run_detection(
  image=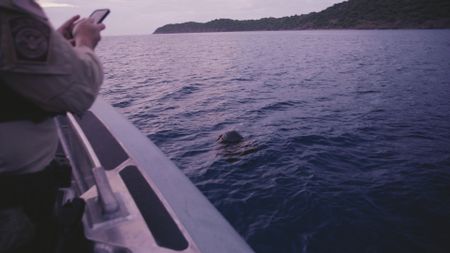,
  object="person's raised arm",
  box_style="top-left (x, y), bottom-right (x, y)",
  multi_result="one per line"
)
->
top-left (0, 12), bottom-right (106, 115)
